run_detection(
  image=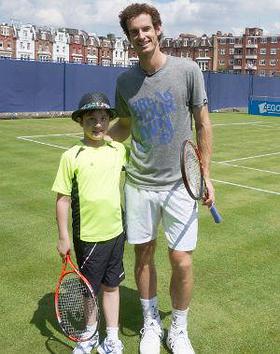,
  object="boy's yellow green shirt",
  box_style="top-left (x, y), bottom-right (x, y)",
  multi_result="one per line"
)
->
top-left (52, 141), bottom-right (127, 242)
